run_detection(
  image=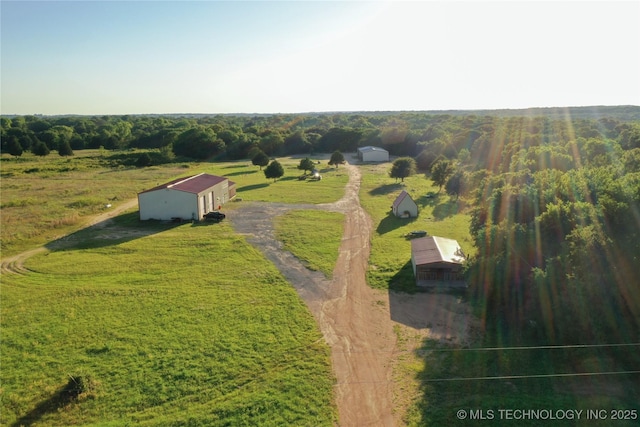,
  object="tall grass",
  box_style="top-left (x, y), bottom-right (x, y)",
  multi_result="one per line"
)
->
top-left (0, 151), bottom-right (195, 256)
